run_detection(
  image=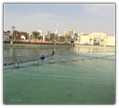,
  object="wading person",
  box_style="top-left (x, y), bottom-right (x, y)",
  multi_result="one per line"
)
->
top-left (52, 50), bottom-right (55, 56)
top-left (40, 55), bottom-right (45, 64)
